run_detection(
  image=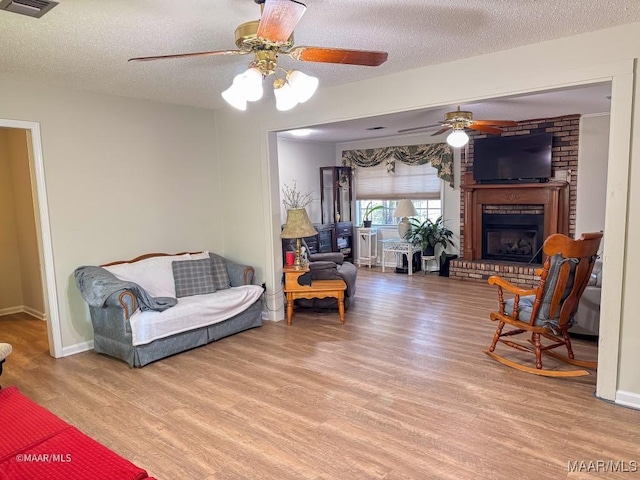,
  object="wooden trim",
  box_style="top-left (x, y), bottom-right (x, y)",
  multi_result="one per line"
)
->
top-left (101, 251), bottom-right (202, 267)
top-left (461, 179), bottom-right (569, 261)
top-left (118, 291), bottom-right (136, 321)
